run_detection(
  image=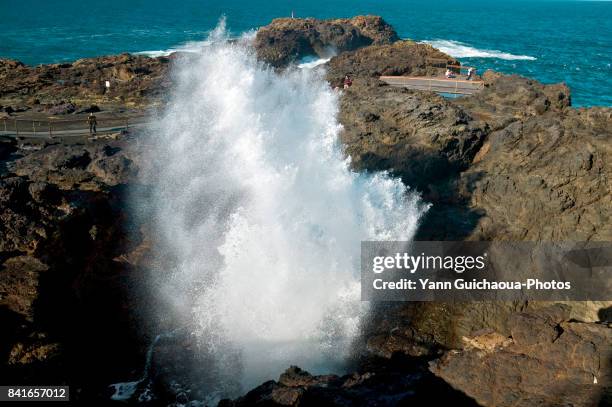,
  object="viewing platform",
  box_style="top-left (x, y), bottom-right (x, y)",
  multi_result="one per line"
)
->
top-left (380, 57), bottom-right (485, 95)
top-left (379, 76), bottom-right (485, 95)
